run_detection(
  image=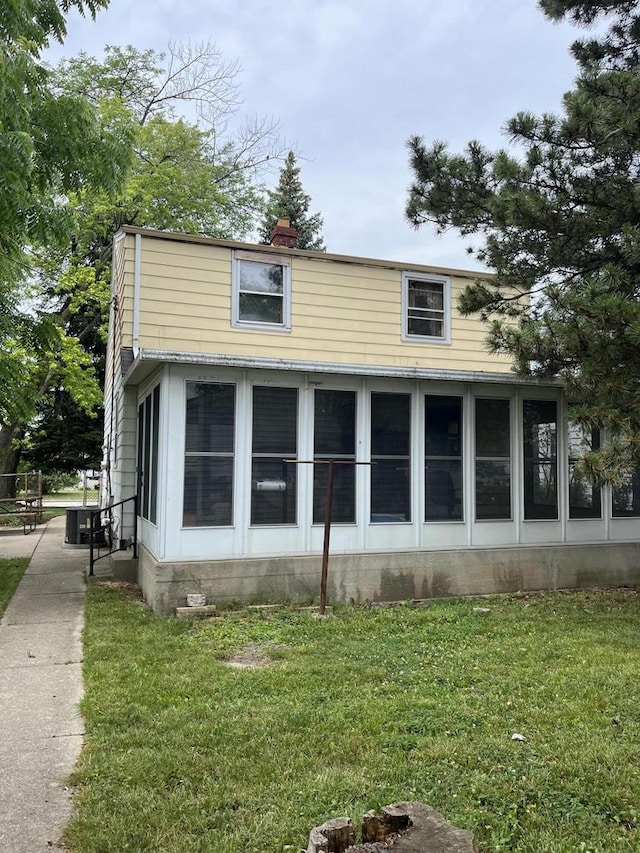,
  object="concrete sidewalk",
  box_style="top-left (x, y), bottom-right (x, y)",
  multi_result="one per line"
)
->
top-left (0, 516), bottom-right (88, 852)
